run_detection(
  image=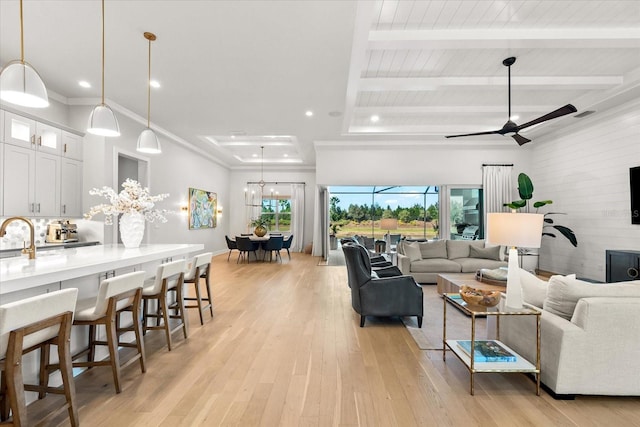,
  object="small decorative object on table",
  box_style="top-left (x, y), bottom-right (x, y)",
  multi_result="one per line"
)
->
top-left (459, 285), bottom-right (501, 308)
top-left (250, 217), bottom-right (269, 237)
top-left (85, 179), bottom-right (170, 248)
